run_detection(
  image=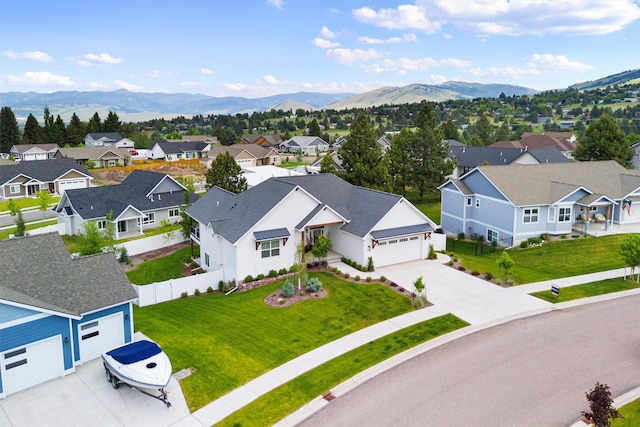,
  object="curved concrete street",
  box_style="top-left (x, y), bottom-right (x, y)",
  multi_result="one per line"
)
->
top-left (299, 294), bottom-right (640, 427)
